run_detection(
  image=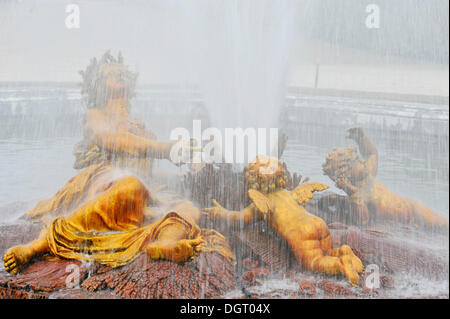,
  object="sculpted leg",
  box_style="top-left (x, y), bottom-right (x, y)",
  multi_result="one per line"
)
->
top-left (62, 175), bottom-right (149, 232)
top-left (298, 242), bottom-right (343, 276)
top-left (311, 255), bottom-right (343, 275)
top-left (410, 200), bottom-right (449, 230)
top-left (300, 240), bottom-right (363, 286)
top-left (24, 163), bottom-right (114, 220)
top-left (299, 243), bottom-right (359, 285)
top-left (328, 245), bottom-right (364, 285)
top-left (167, 200), bottom-right (201, 224)
top-left (145, 218), bottom-right (204, 263)
top-left (328, 245), bottom-right (364, 273)
top-left (5, 175), bottom-right (151, 274)
top-left (274, 213), bottom-right (363, 285)
top-left (145, 238), bottom-right (204, 263)
top-left (310, 253), bottom-right (361, 286)
top-left (3, 229), bottom-right (50, 275)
